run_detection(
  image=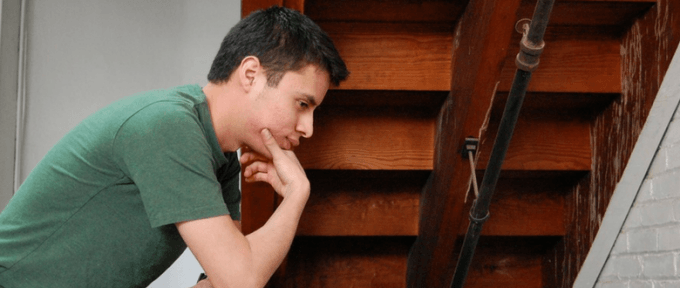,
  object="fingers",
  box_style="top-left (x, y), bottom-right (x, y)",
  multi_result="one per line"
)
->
top-left (260, 128), bottom-right (284, 160)
top-left (240, 128), bottom-right (309, 199)
top-left (239, 150), bottom-right (268, 165)
top-left (242, 161), bottom-right (269, 178)
top-left (243, 171), bottom-right (268, 183)
top-left (242, 160), bottom-right (284, 195)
